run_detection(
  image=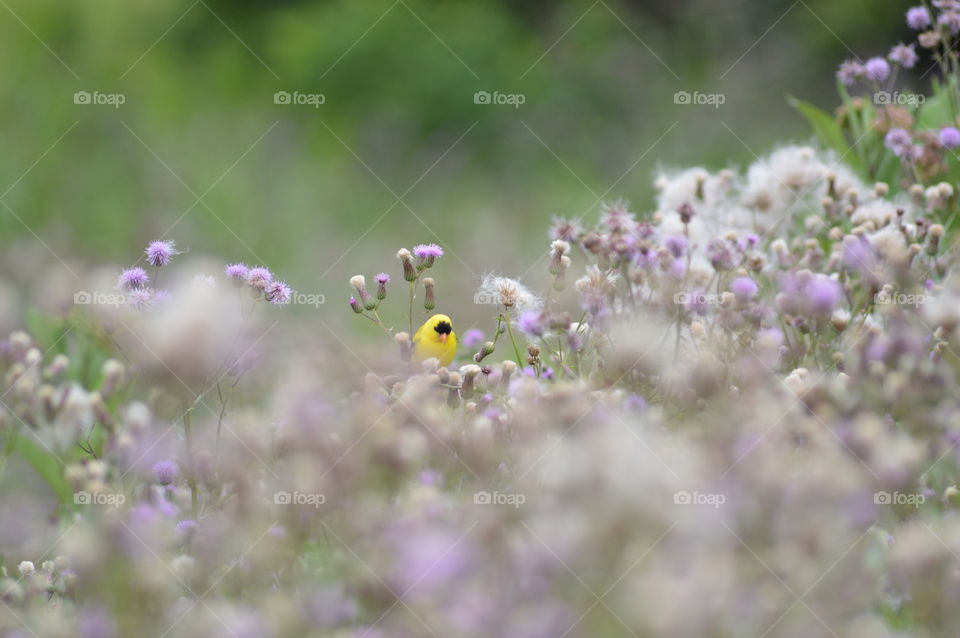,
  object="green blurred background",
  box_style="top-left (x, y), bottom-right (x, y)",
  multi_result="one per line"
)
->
top-left (0, 0), bottom-right (914, 320)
